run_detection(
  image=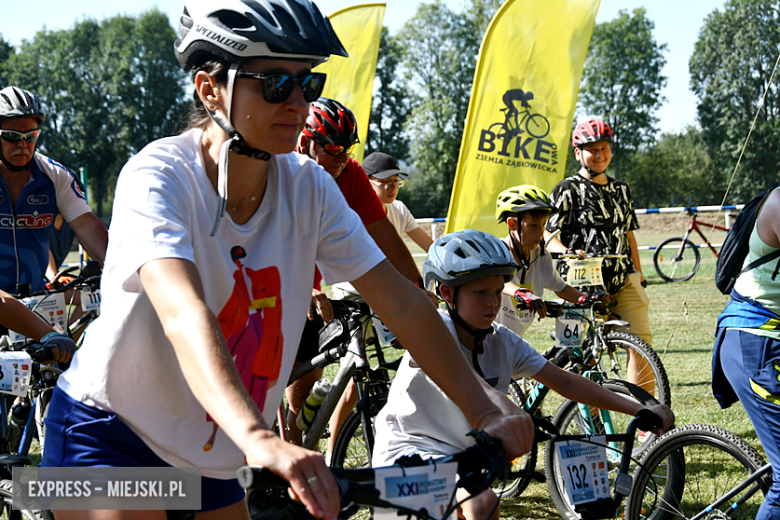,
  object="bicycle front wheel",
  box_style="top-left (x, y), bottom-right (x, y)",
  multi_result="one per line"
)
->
top-left (591, 331), bottom-right (671, 406)
top-left (492, 380), bottom-right (538, 500)
top-left (624, 424), bottom-right (770, 520)
top-left (653, 238), bottom-right (701, 282)
top-left (0, 480), bottom-right (53, 520)
top-left (544, 380), bottom-right (659, 520)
